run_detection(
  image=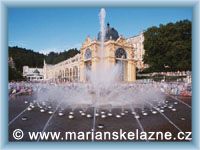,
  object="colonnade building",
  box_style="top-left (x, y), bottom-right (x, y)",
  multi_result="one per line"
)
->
top-left (24, 23), bottom-right (147, 82)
